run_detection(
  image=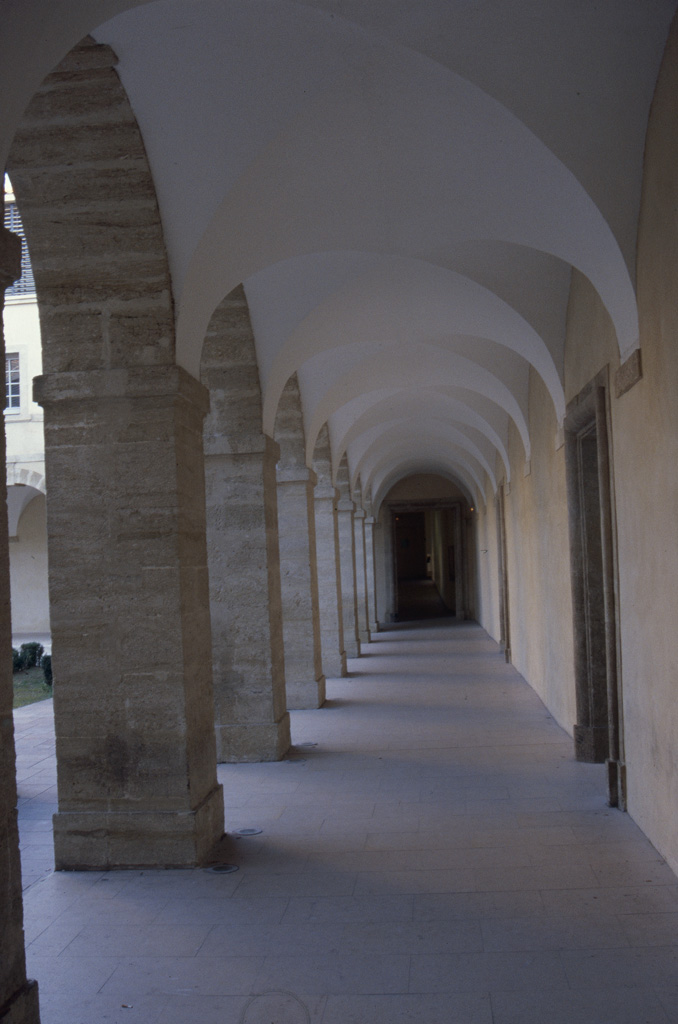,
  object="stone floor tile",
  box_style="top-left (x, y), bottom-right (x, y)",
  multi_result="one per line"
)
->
top-left (656, 988), bottom-right (678, 1024)
top-left (473, 860), bottom-right (599, 891)
top-left (339, 918), bottom-right (483, 956)
top-left (153, 896), bottom-right (288, 926)
top-left (197, 920), bottom-right (346, 957)
top-left (252, 953), bottom-right (410, 994)
top-left (65, 923), bottom-right (214, 958)
top-left (33, 991), bottom-right (171, 1024)
top-left (490, 986), bottom-right (671, 1024)
top-left (480, 912), bottom-right (628, 952)
top-left (541, 885), bottom-right (678, 917)
top-left (592, 860), bottom-right (678, 887)
top-left (100, 955), bottom-right (264, 997)
top-left (408, 950), bottom-right (570, 993)
top-left (561, 947), bottom-right (678, 989)
top-left (26, 955), bottom-right (120, 996)
top-left (229, 870), bottom-right (358, 898)
top-left (413, 890), bottom-right (546, 920)
top-left (619, 913), bottom-right (678, 947)
top-left (12, 621), bottom-right (678, 1024)
top-left (353, 867), bottom-right (476, 895)
top-left (321, 992), bottom-right (493, 1023)
top-left (281, 894), bottom-right (414, 924)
